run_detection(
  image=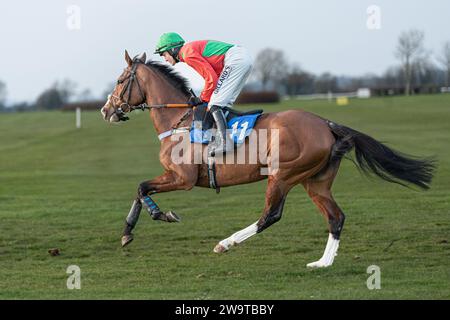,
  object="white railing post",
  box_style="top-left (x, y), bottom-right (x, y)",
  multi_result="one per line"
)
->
top-left (76, 107), bottom-right (81, 129)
